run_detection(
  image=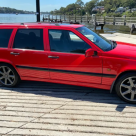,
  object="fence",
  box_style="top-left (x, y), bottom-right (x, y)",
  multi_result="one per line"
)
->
top-left (43, 15), bottom-right (136, 33)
